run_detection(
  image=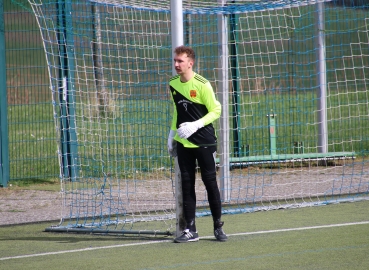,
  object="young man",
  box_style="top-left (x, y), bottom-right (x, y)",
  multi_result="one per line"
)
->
top-left (167, 45), bottom-right (227, 243)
